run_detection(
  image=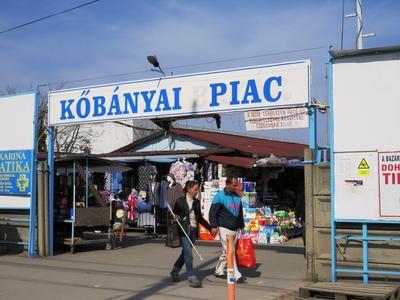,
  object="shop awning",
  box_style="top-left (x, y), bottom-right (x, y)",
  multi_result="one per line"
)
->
top-left (205, 155), bottom-right (256, 169)
top-left (56, 154), bottom-right (131, 173)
